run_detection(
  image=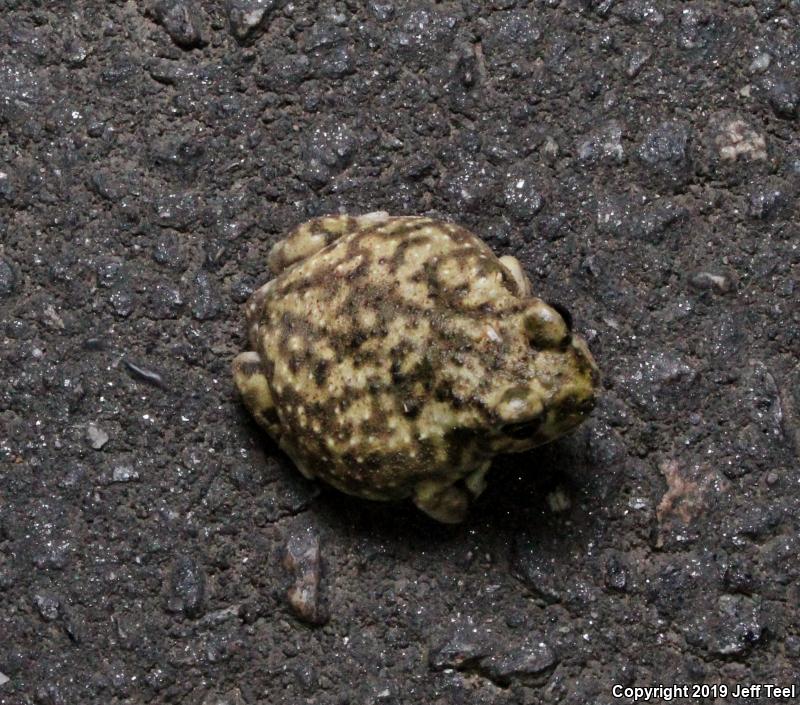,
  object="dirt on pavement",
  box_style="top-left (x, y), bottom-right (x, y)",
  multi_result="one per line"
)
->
top-left (1, 2), bottom-right (799, 704)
